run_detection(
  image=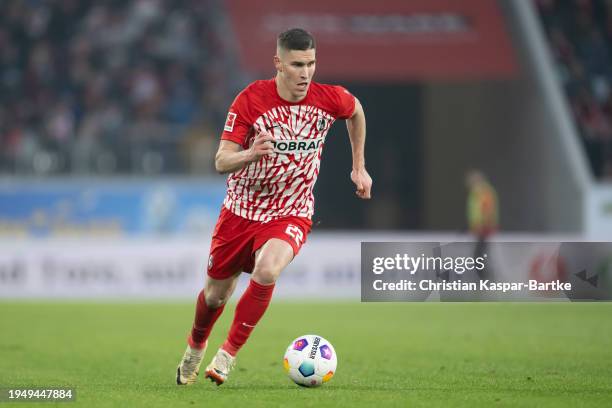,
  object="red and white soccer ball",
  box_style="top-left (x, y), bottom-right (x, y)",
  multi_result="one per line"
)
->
top-left (283, 334), bottom-right (337, 387)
